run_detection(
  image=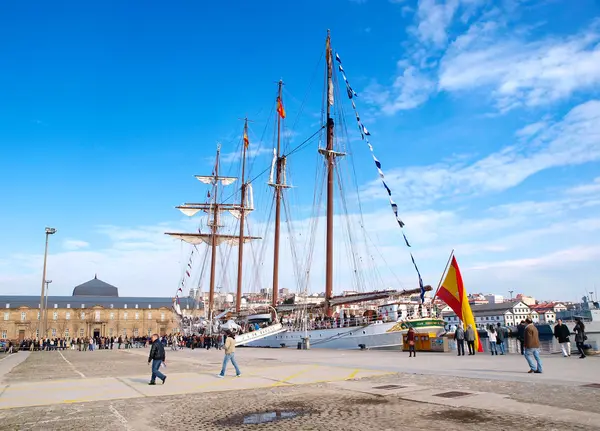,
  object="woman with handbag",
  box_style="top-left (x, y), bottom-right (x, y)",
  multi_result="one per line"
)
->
top-left (573, 319), bottom-right (587, 359)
